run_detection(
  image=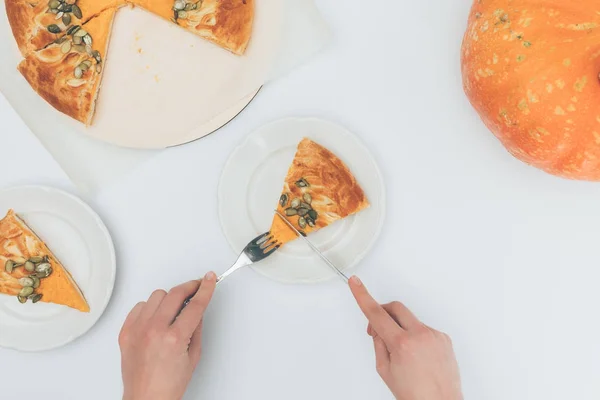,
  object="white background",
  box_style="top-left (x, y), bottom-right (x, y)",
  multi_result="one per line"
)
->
top-left (1, 0), bottom-right (600, 399)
